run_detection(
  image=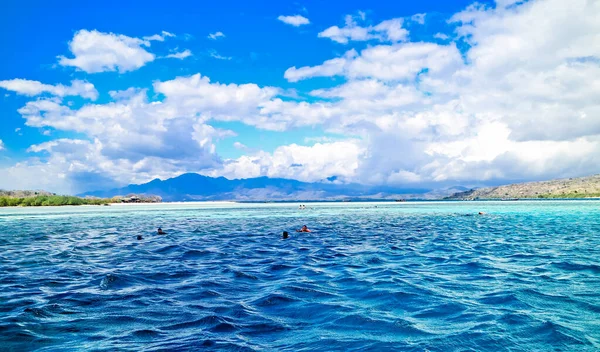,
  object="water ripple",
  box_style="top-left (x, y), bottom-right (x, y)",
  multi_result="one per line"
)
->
top-left (1, 201), bottom-right (599, 351)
